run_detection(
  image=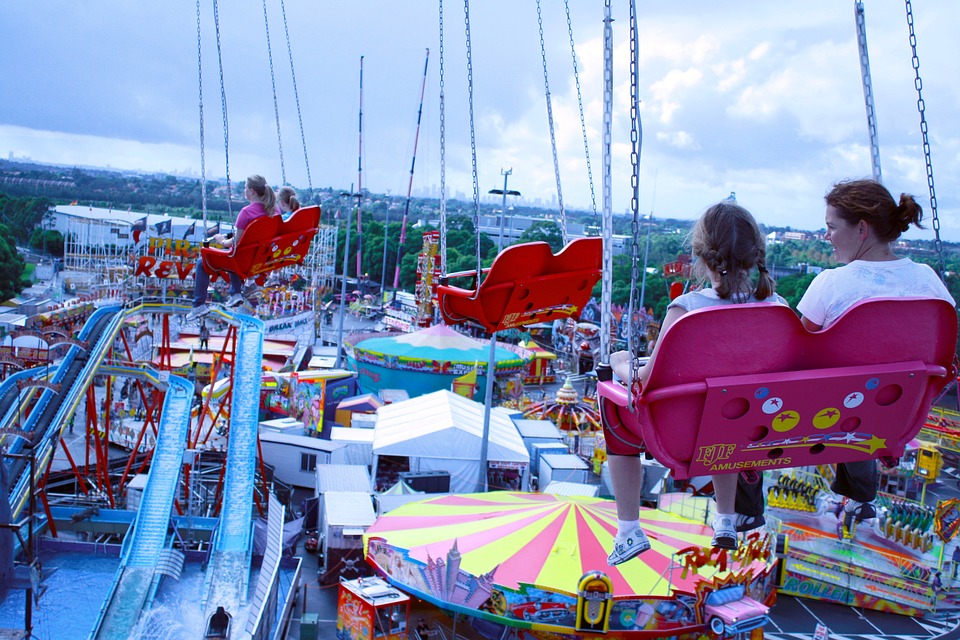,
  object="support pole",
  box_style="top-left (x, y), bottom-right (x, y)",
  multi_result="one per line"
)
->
top-left (476, 333), bottom-right (497, 493)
